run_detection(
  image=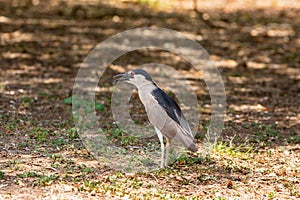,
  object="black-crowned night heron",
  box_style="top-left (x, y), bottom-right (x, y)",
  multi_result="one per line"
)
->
top-left (113, 69), bottom-right (198, 168)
